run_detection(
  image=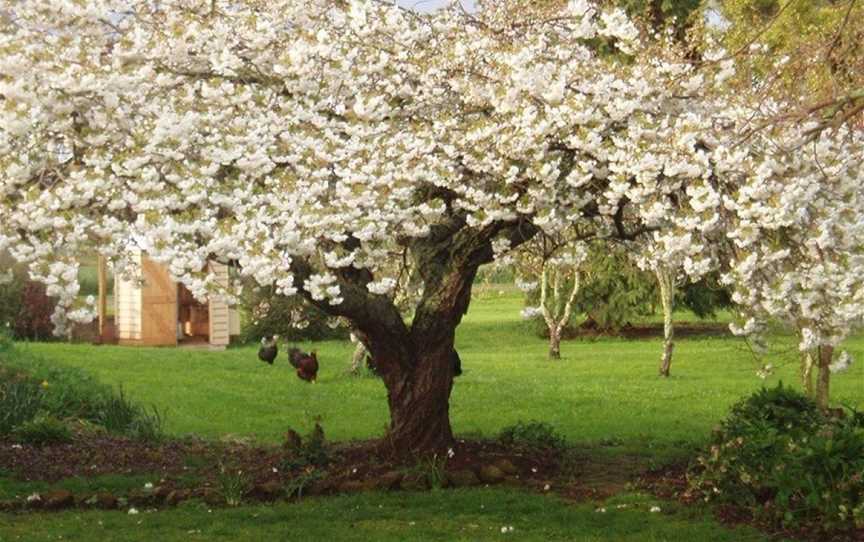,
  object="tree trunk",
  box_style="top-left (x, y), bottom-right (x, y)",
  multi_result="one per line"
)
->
top-left (382, 346), bottom-right (455, 455)
top-left (548, 326), bottom-right (561, 360)
top-left (815, 345), bottom-right (833, 410)
top-left (349, 339), bottom-right (367, 375)
top-left (800, 349), bottom-right (815, 398)
top-left (540, 265), bottom-right (580, 361)
top-left (656, 267), bottom-right (675, 378)
top-left (291, 214), bottom-right (539, 456)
